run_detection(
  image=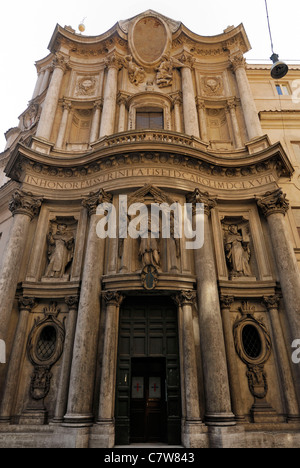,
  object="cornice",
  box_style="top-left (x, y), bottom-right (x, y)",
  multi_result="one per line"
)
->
top-left (4, 132), bottom-right (293, 191)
